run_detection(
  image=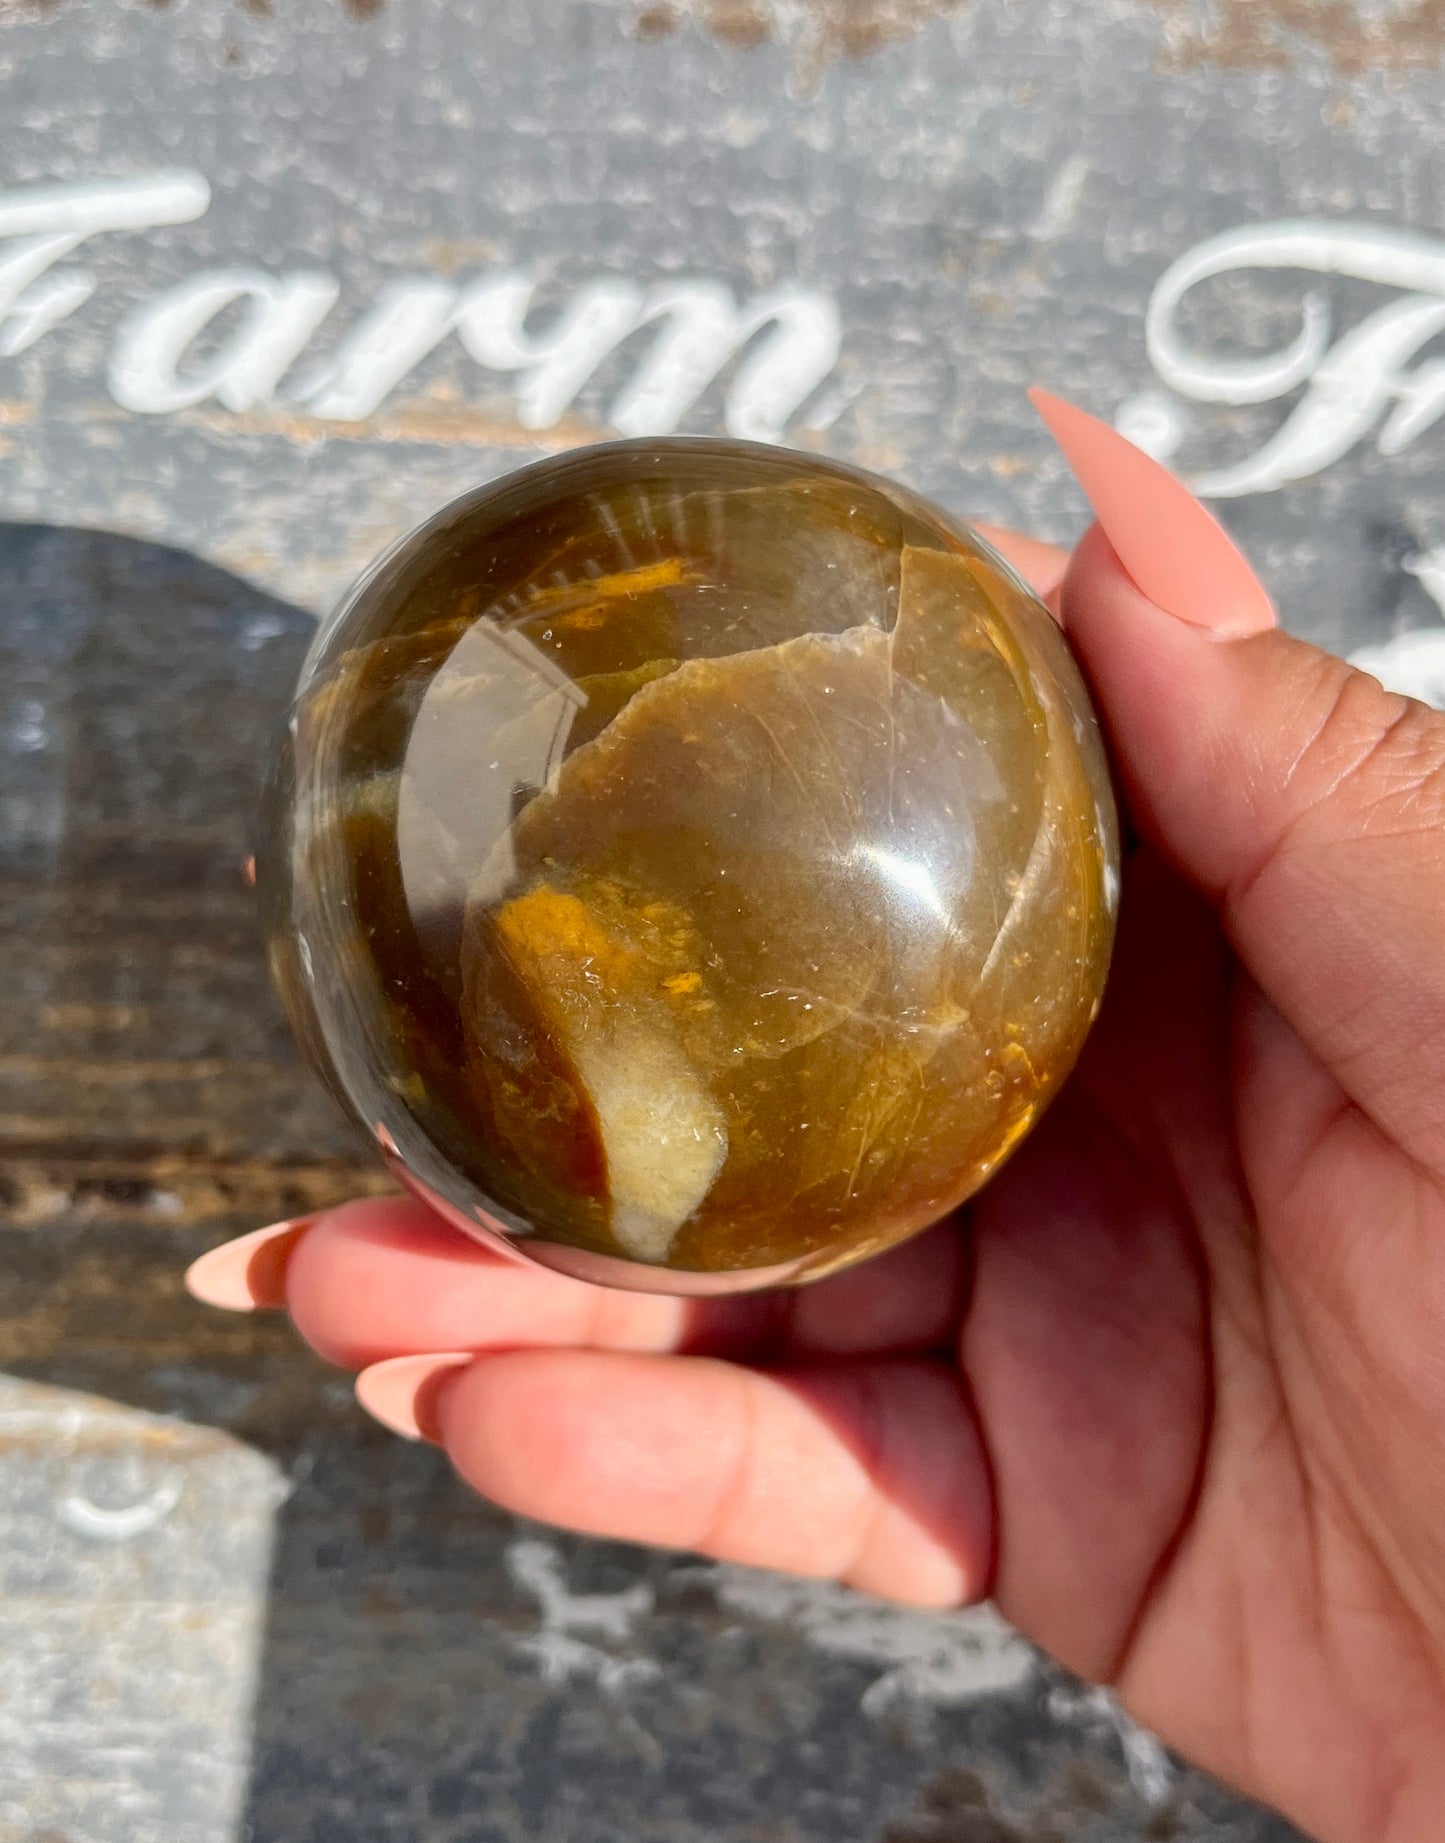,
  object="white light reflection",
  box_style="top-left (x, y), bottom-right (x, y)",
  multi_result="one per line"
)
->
top-left (396, 624), bottom-right (587, 968)
top-left (849, 842), bottom-right (951, 927)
